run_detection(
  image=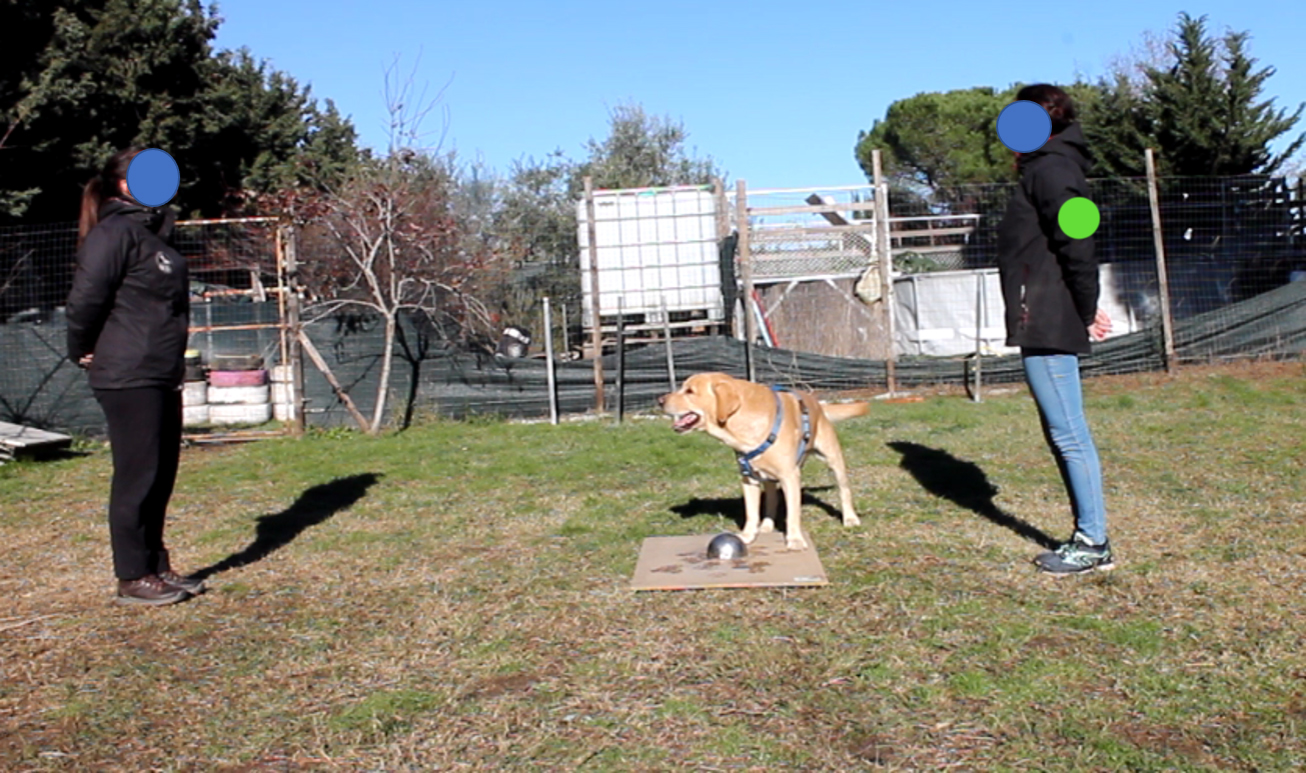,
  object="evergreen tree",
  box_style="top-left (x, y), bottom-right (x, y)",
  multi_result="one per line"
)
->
top-left (1144, 13), bottom-right (1302, 176)
top-left (0, 0), bottom-right (361, 222)
top-left (854, 86), bottom-right (1020, 192)
top-left (857, 14), bottom-right (1303, 186)
top-left (1080, 13), bottom-right (1302, 178)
